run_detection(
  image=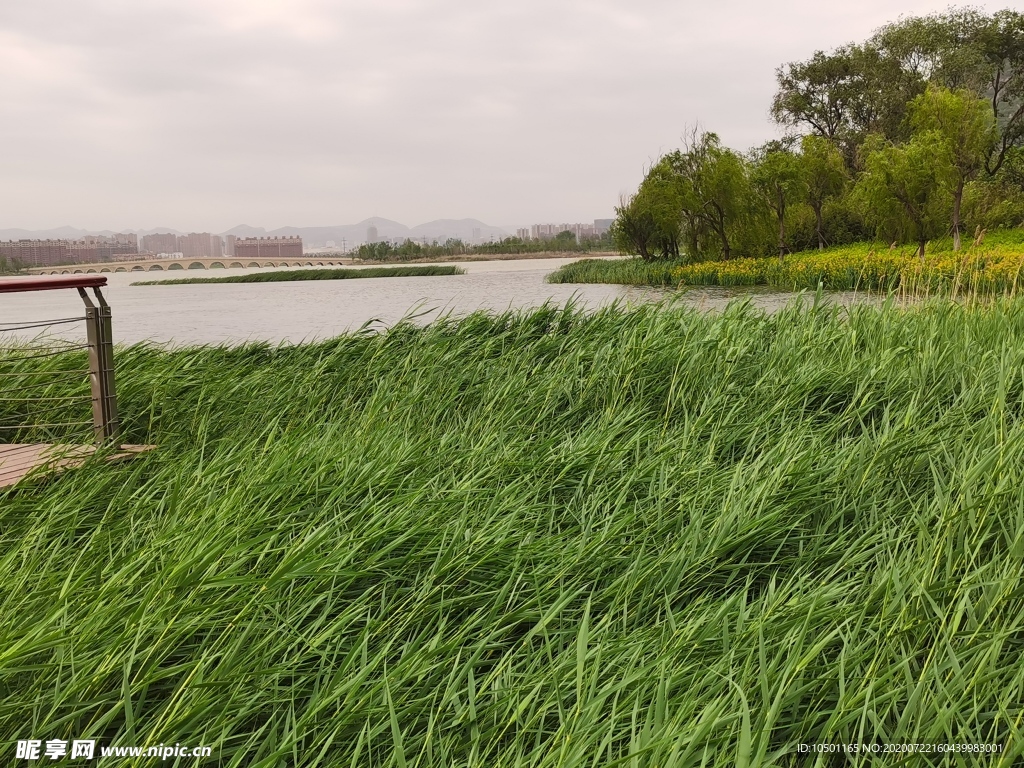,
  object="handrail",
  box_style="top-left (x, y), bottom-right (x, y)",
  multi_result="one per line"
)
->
top-left (0, 275), bottom-right (108, 293)
top-left (1, 278), bottom-right (119, 442)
